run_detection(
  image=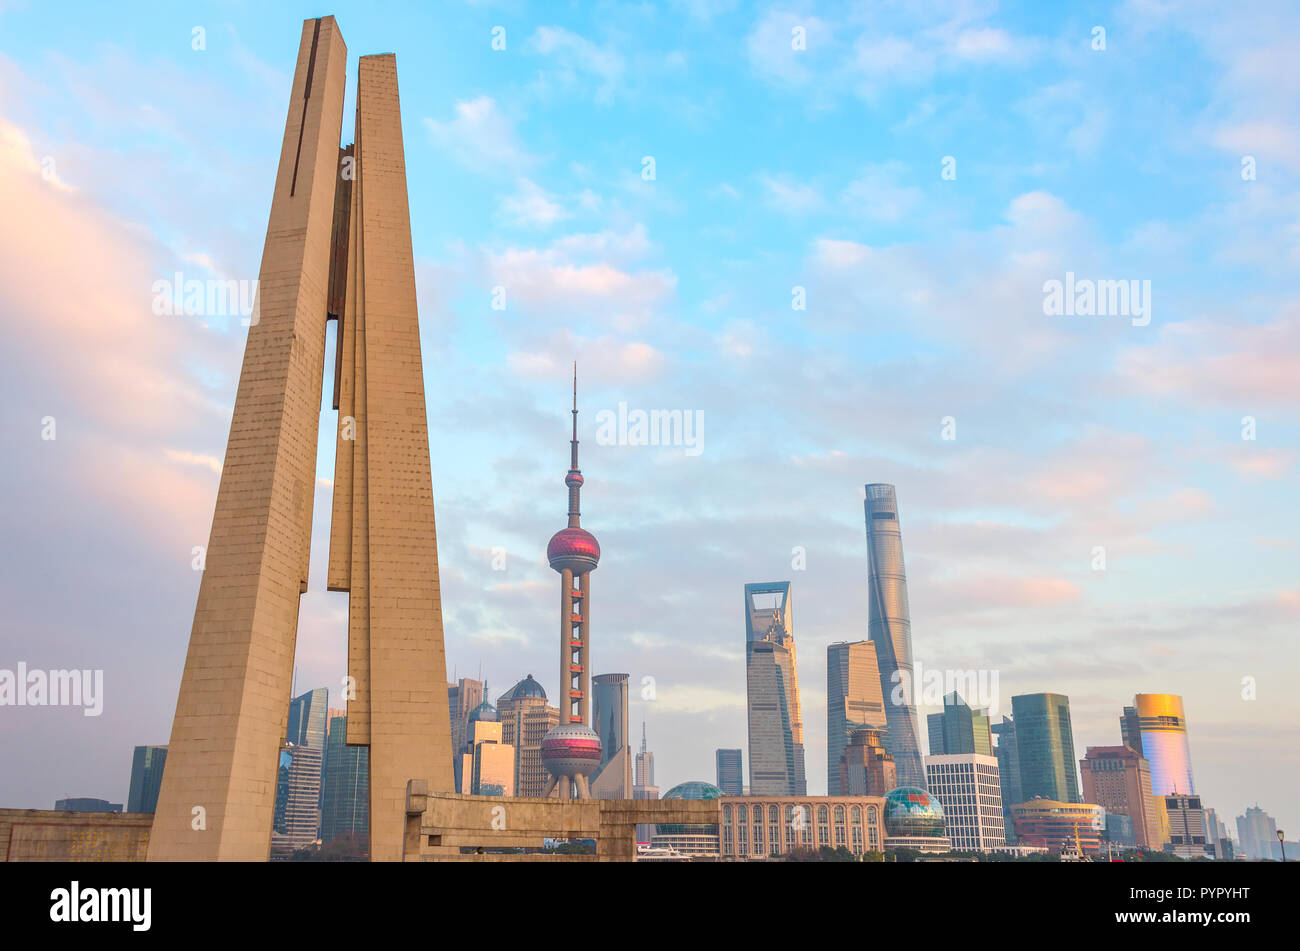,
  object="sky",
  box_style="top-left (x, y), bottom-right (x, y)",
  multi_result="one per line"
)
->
top-left (0, 0), bottom-right (1297, 839)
